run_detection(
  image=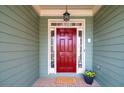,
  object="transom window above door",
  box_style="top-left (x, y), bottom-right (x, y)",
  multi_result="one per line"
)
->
top-left (51, 22), bottom-right (84, 26)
